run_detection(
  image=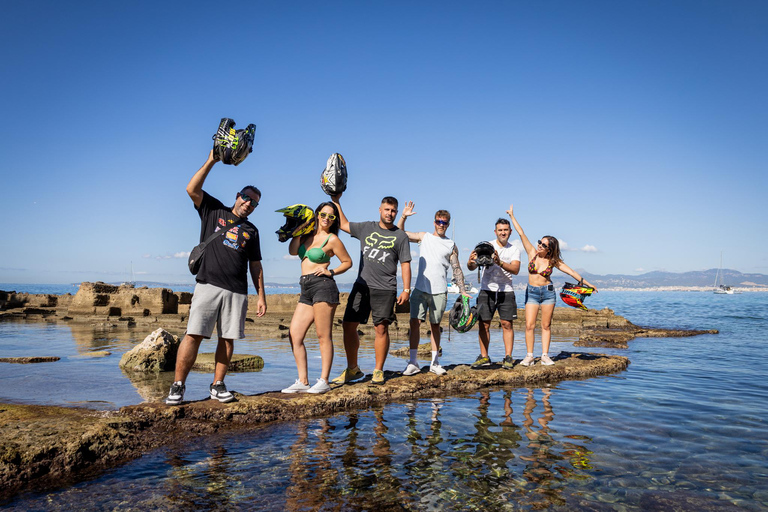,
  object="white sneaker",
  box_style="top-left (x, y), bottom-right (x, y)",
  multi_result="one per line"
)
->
top-left (520, 354), bottom-right (535, 367)
top-left (402, 363), bottom-right (421, 376)
top-left (307, 378), bottom-right (331, 394)
top-left (429, 363), bottom-right (447, 376)
top-left (540, 354), bottom-right (555, 366)
top-left (281, 379), bottom-right (310, 393)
